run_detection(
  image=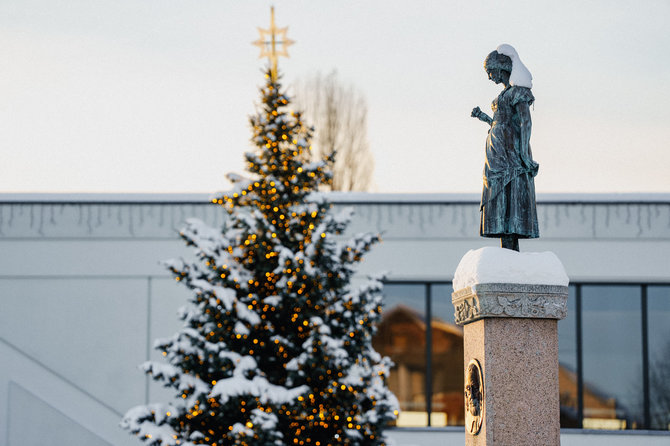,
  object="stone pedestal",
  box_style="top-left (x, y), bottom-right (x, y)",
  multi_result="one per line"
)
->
top-left (452, 283), bottom-right (568, 446)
